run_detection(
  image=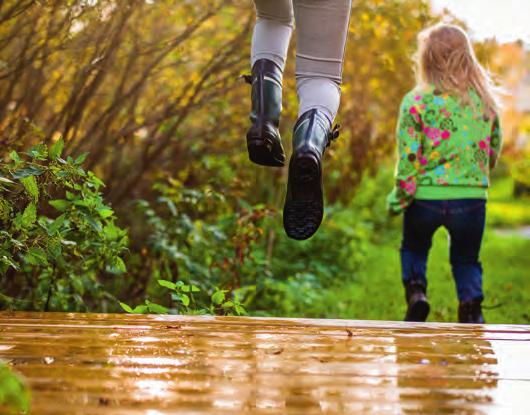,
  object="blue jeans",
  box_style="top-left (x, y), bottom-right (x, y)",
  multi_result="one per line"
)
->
top-left (401, 199), bottom-right (486, 301)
